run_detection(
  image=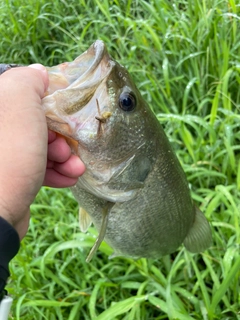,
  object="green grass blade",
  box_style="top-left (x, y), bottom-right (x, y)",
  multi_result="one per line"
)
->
top-left (95, 295), bottom-right (147, 320)
top-left (209, 256), bottom-right (240, 316)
